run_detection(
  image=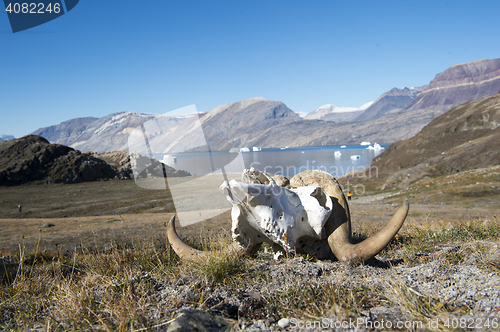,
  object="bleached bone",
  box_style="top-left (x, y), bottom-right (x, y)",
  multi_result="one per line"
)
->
top-left (167, 169), bottom-right (409, 264)
top-left (220, 179), bottom-right (332, 256)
